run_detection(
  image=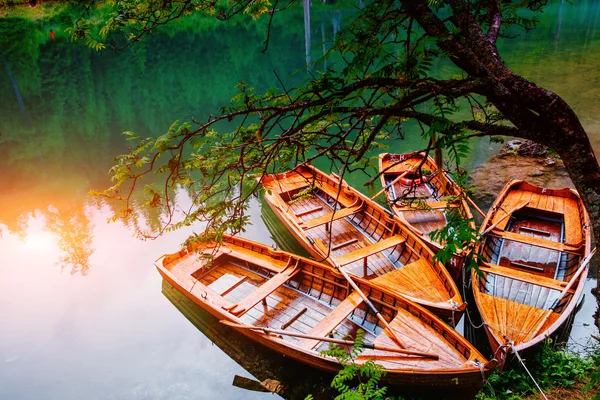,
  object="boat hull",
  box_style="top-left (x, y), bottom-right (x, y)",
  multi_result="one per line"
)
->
top-left (472, 180), bottom-right (591, 370)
